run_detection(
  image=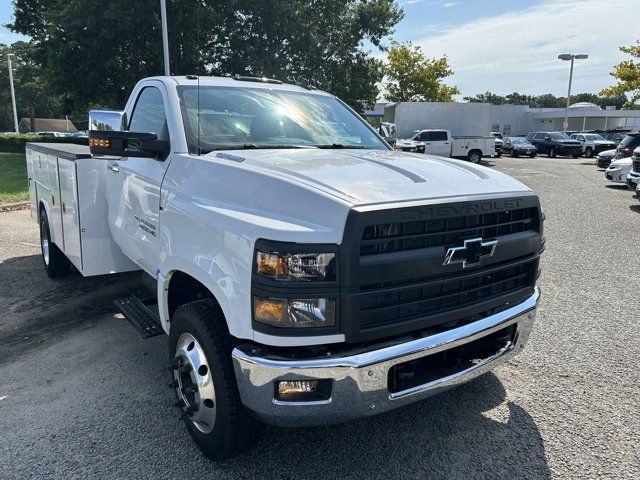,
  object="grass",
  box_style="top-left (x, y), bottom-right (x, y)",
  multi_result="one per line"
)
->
top-left (0, 152), bottom-right (29, 204)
